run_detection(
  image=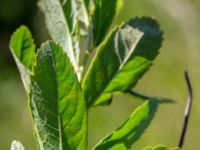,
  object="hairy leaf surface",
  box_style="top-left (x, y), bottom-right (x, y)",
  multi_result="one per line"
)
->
top-left (39, 0), bottom-right (89, 79)
top-left (82, 17), bottom-right (163, 107)
top-left (92, 0), bottom-right (123, 46)
top-left (143, 145), bottom-right (181, 150)
top-left (38, 0), bottom-right (78, 73)
top-left (10, 26), bottom-right (36, 91)
top-left (61, 0), bottom-right (89, 30)
top-left (76, 0), bottom-right (89, 27)
top-left (30, 41), bottom-right (87, 150)
top-left (11, 141), bottom-right (25, 150)
top-left (93, 100), bottom-right (158, 150)
top-left (61, 0), bottom-right (89, 66)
